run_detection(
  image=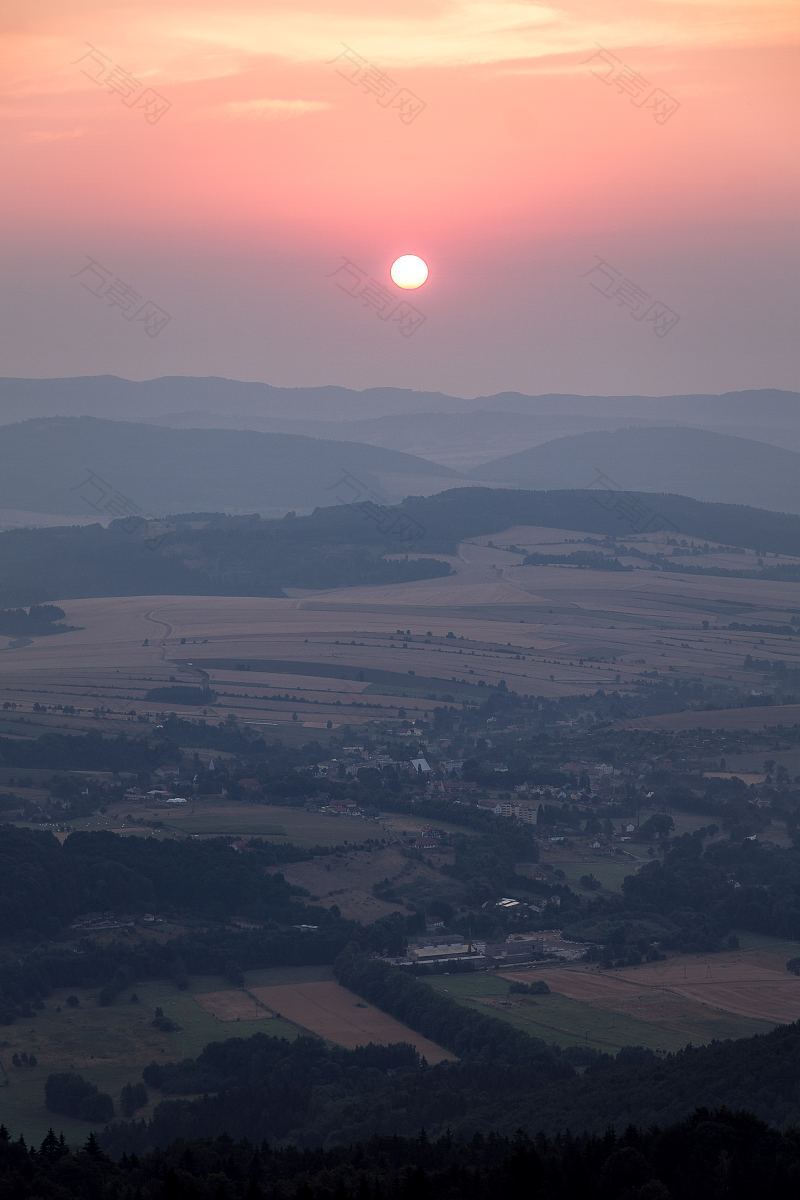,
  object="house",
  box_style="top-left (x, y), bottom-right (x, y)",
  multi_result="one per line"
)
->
top-left (410, 757), bottom-right (432, 774)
